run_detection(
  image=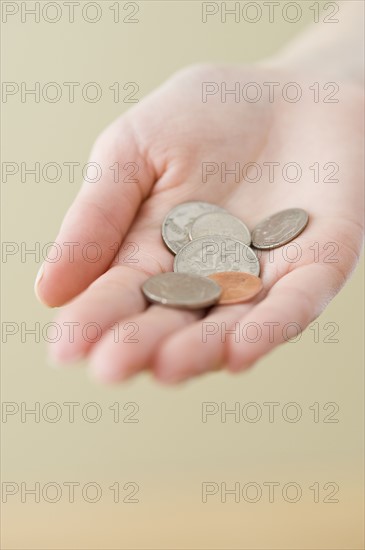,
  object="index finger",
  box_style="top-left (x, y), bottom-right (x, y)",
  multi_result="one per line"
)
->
top-left (34, 116), bottom-right (156, 307)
